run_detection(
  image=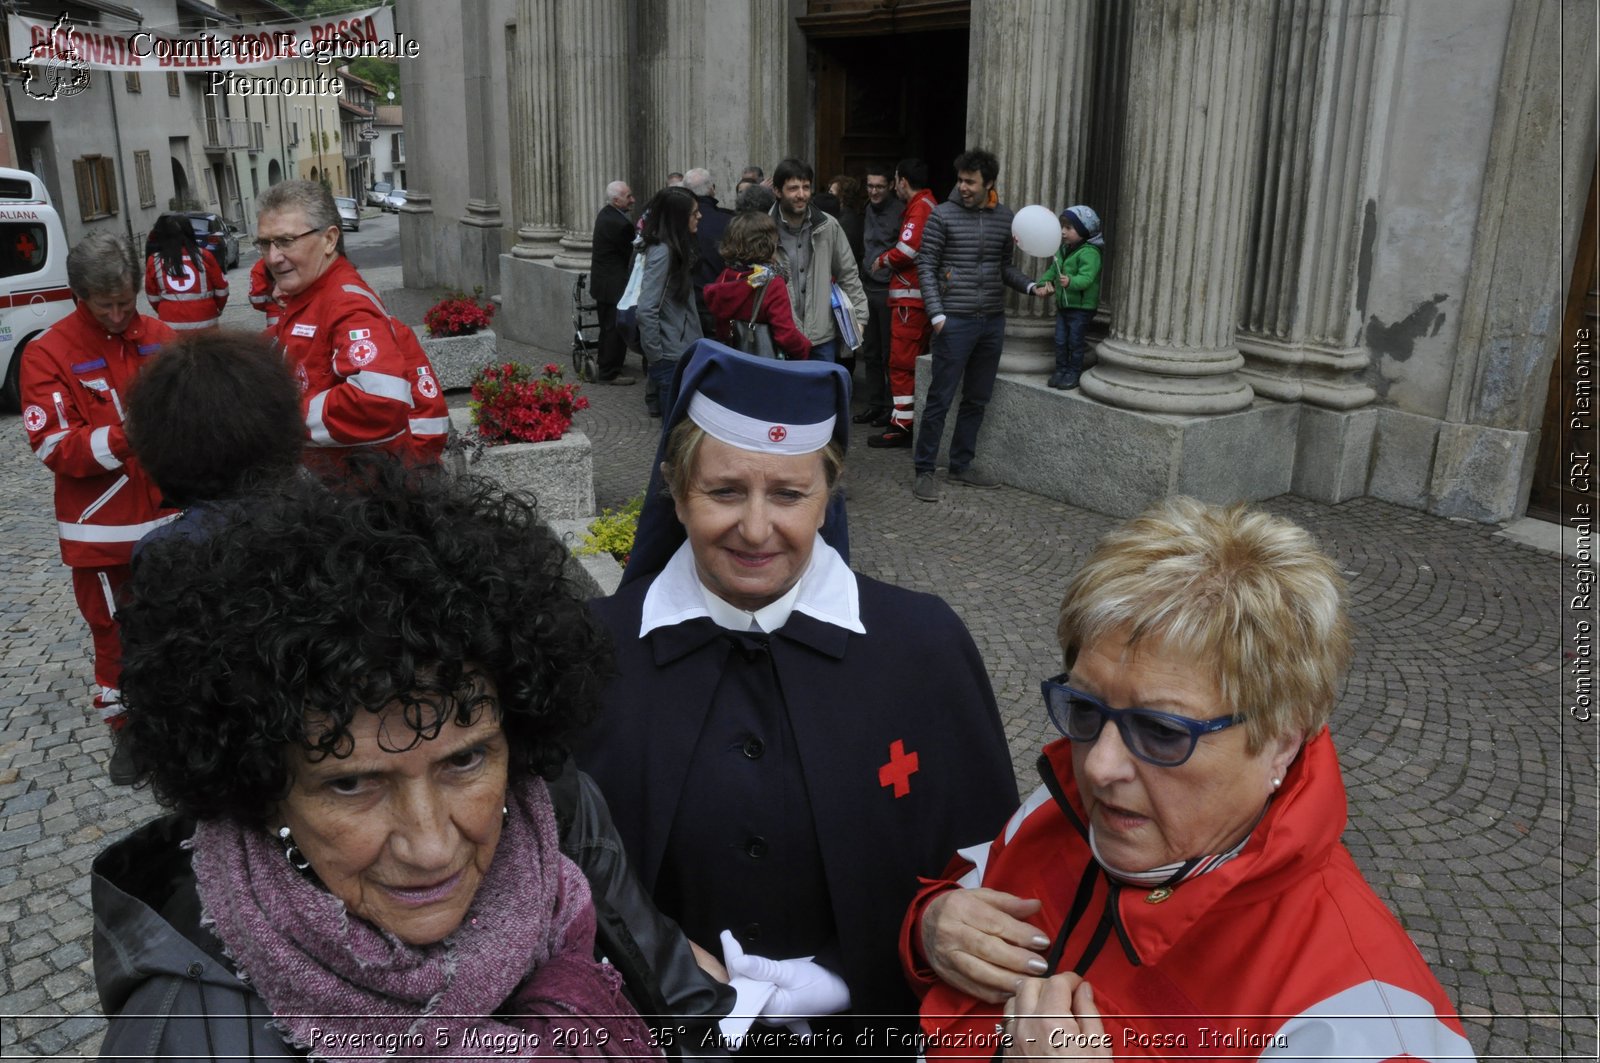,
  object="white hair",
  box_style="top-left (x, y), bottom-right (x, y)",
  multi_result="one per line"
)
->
top-left (605, 180), bottom-right (629, 203)
top-left (683, 168), bottom-right (714, 197)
